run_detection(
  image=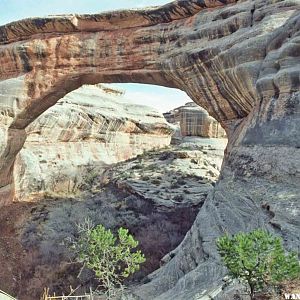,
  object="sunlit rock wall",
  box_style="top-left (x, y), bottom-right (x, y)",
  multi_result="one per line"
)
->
top-left (14, 85), bottom-right (172, 200)
top-left (164, 102), bottom-right (227, 138)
